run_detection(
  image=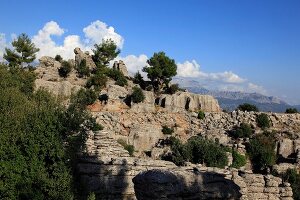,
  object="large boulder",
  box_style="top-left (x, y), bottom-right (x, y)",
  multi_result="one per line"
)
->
top-left (133, 169), bottom-right (242, 200)
top-left (35, 56), bottom-right (62, 81)
top-left (157, 92), bottom-right (221, 112)
top-left (278, 138), bottom-right (294, 158)
top-left (74, 47), bottom-right (97, 69)
top-left (113, 60), bottom-right (129, 77)
top-left (35, 79), bottom-right (81, 97)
